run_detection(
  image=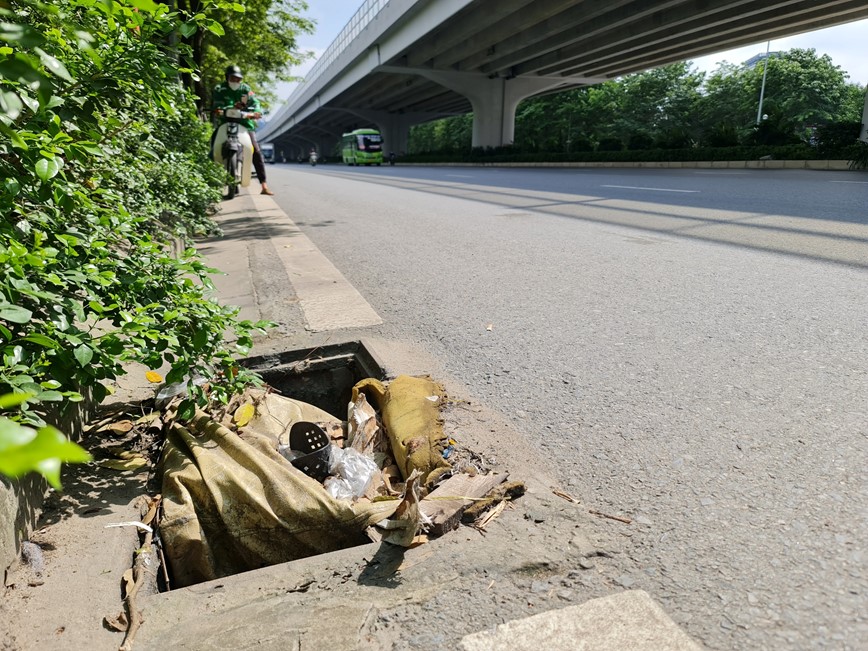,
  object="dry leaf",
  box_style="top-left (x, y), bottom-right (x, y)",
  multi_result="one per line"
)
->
top-left (106, 447), bottom-right (142, 460)
top-left (121, 569), bottom-right (134, 598)
top-left (135, 412), bottom-right (161, 425)
top-left (104, 611), bottom-right (129, 632)
top-left (107, 420), bottom-right (133, 434)
top-left (145, 371), bottom-right (163, 383)
top-left (233, 403), bottom-right (255, 427)
top-left (98, 458), bottom-right (148, 472)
